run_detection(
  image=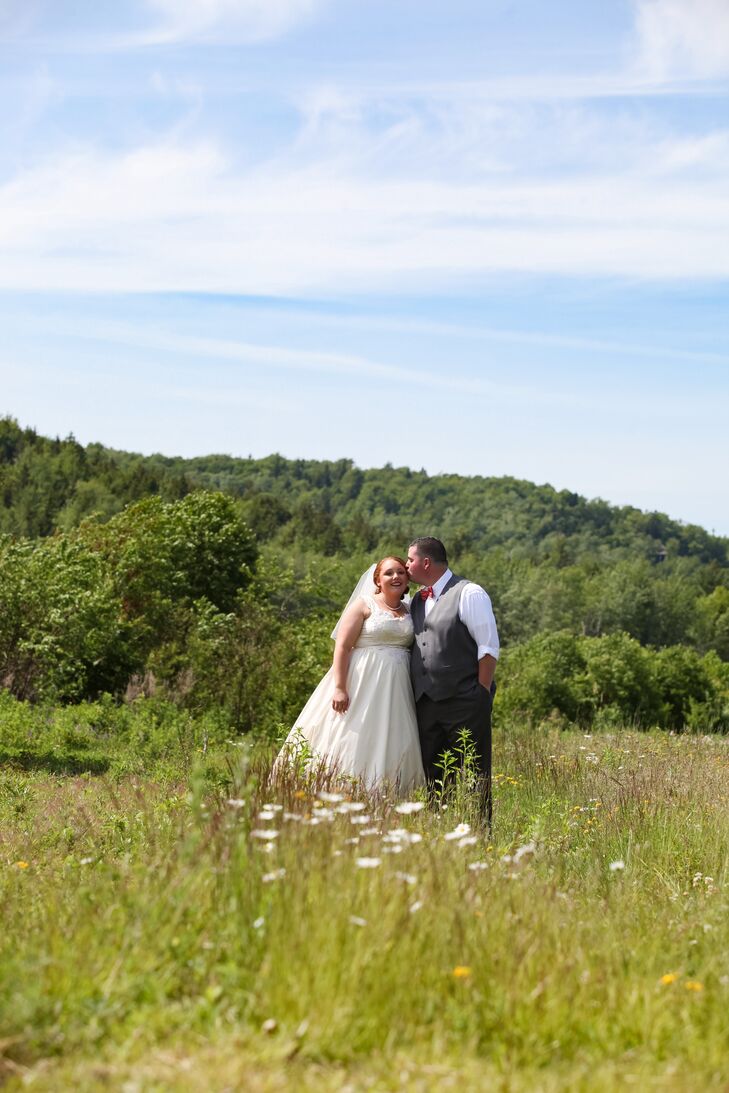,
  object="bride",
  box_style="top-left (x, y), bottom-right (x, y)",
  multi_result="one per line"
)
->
top-left (276, 556), bottom-right (425, 793)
